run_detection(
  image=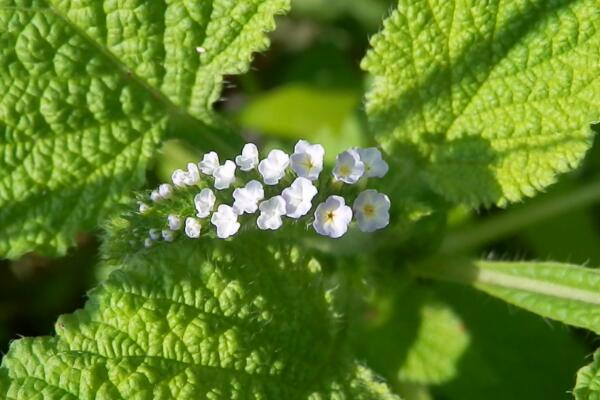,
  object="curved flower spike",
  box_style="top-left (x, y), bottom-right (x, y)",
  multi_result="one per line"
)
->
top-left (257, 196), bottom-right (287, 230)
top-left (235, 143), bottom-right (259, 171)
top-left (213, 160), bottom-right (237, 190)
top-left (353, 190), bottom-right (391, 232)
top-left (194, 188), bottom-right (216, 218)
top-left (290, 140), bottom-right (324, 181)
top-left (199, 151), bottom-right (220, 175)
top-left (333, 150), bottom-right (365, 184)
top-left (185, 217), bottom-right (202, 239)
top-left (282, 177), bottom-right (318, 218)
top-left (357, 148), bottom-right (389, 178)
top-left (211, 205), bottom-right (240, 239)
top-left (313, 195), bottom-right (353, 238)
top-left (258, 149), bottom-right (290, 185)
top-left (233, 180), bottom-right (264, 215)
